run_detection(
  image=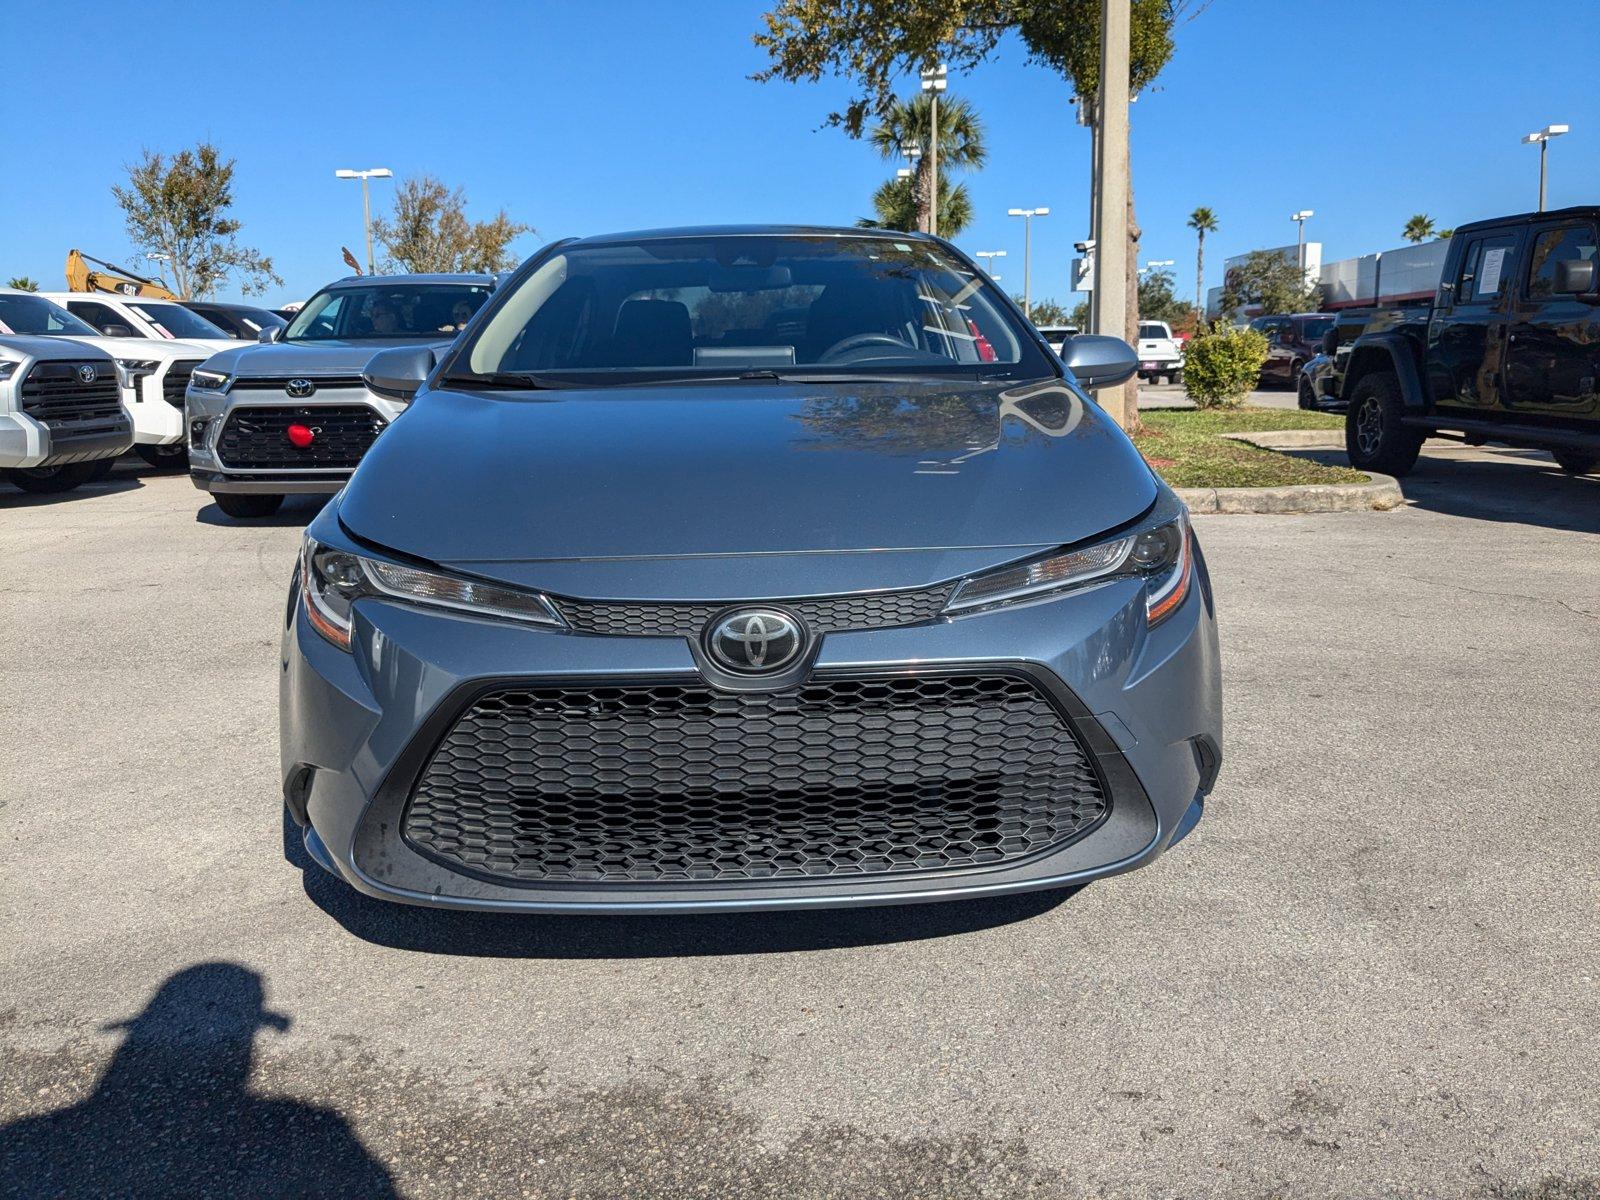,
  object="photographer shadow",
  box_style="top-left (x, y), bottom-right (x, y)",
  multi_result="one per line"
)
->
top-left (0, 963), bottom-right (397, 1199)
